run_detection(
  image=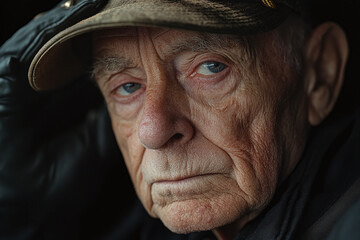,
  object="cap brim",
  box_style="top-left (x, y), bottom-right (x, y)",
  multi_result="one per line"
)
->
top-left (29, 1), bottom-right (286, 91)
